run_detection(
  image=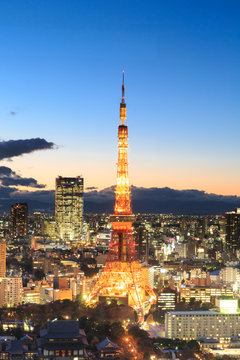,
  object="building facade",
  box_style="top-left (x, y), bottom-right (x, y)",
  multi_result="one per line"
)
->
top-left (38, 320), bottom-right (88, 360)
top-left (11, 203), bottom-right (28, 238)
top-left (0, 240), bottom-right (6, 277)
top-left (180, 286), bottom-right (233, 304)
top-left (55, 177), bottom-right (84, 245)
top-left (0, 277), bottom-right (23, 307)
top-left (158, 288), bottom-right (178, 311)
top-left (225, 208), bottom-right (240, 252)
top-left (166, 311), bottom-right (240, 341)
